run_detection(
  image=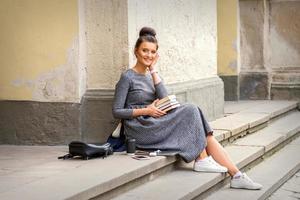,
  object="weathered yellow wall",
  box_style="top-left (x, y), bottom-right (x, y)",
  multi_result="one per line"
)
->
top-left (217, 0), bottom-right (238, 75)
top-left (0, 0), bottom-right (79, 102)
